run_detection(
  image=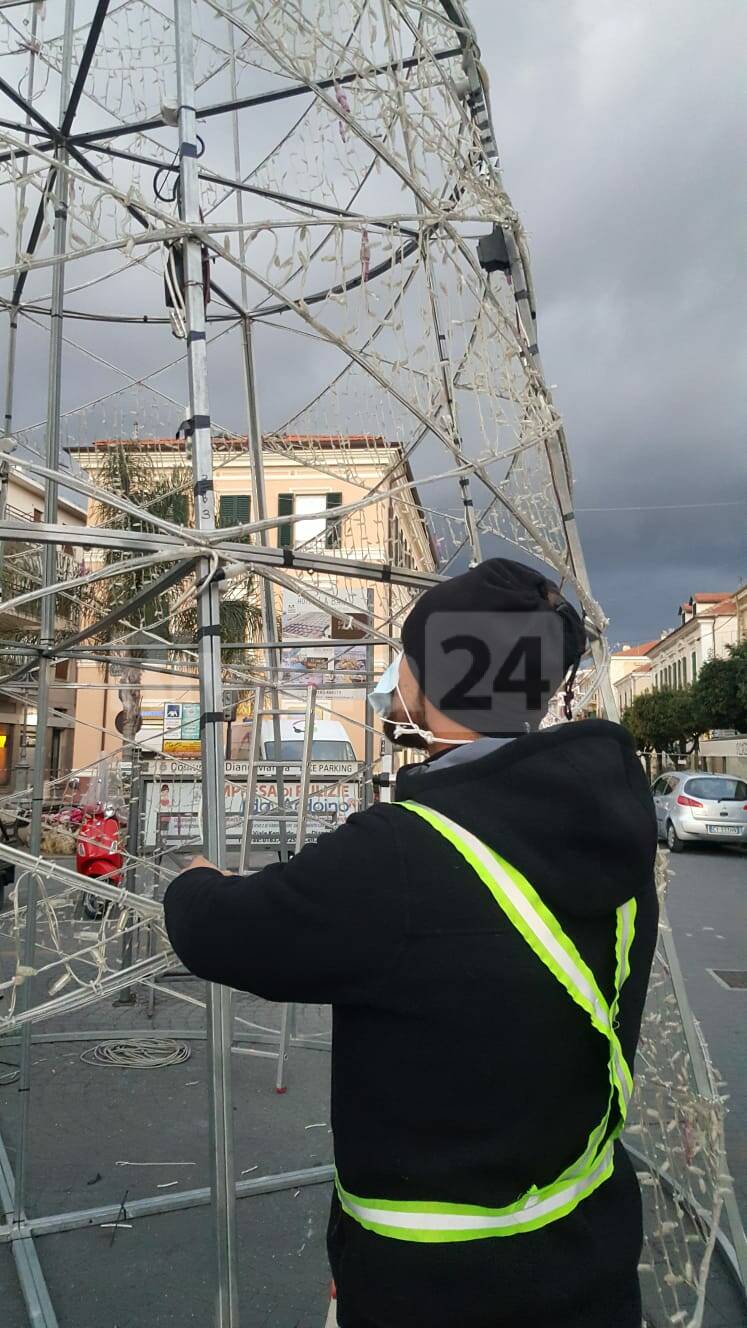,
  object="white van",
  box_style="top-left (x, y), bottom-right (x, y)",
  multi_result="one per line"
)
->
top-left (258, 715), bottom-right (356, 764)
